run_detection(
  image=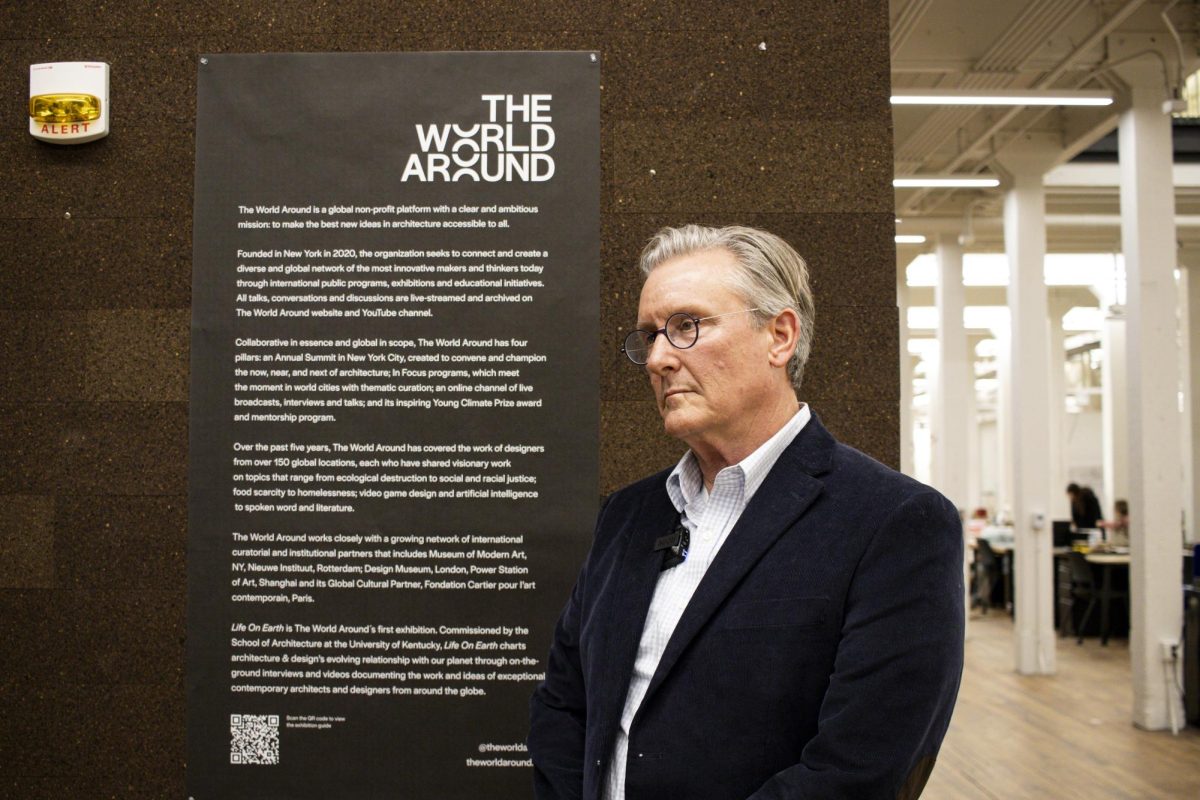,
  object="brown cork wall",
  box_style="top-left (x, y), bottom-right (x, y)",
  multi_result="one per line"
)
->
top-left (0, 1), bottom-right (896, 795)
